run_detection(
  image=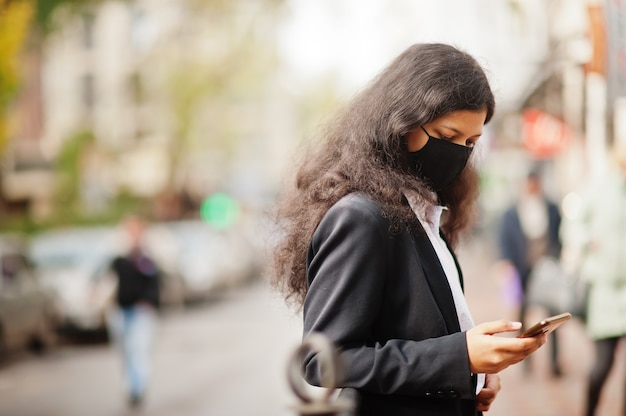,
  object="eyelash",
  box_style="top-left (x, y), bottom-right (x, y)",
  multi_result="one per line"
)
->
top-left (434, 131), bottom-right (477, 148)
top-left (444, 136), bottom-right (476, 148)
